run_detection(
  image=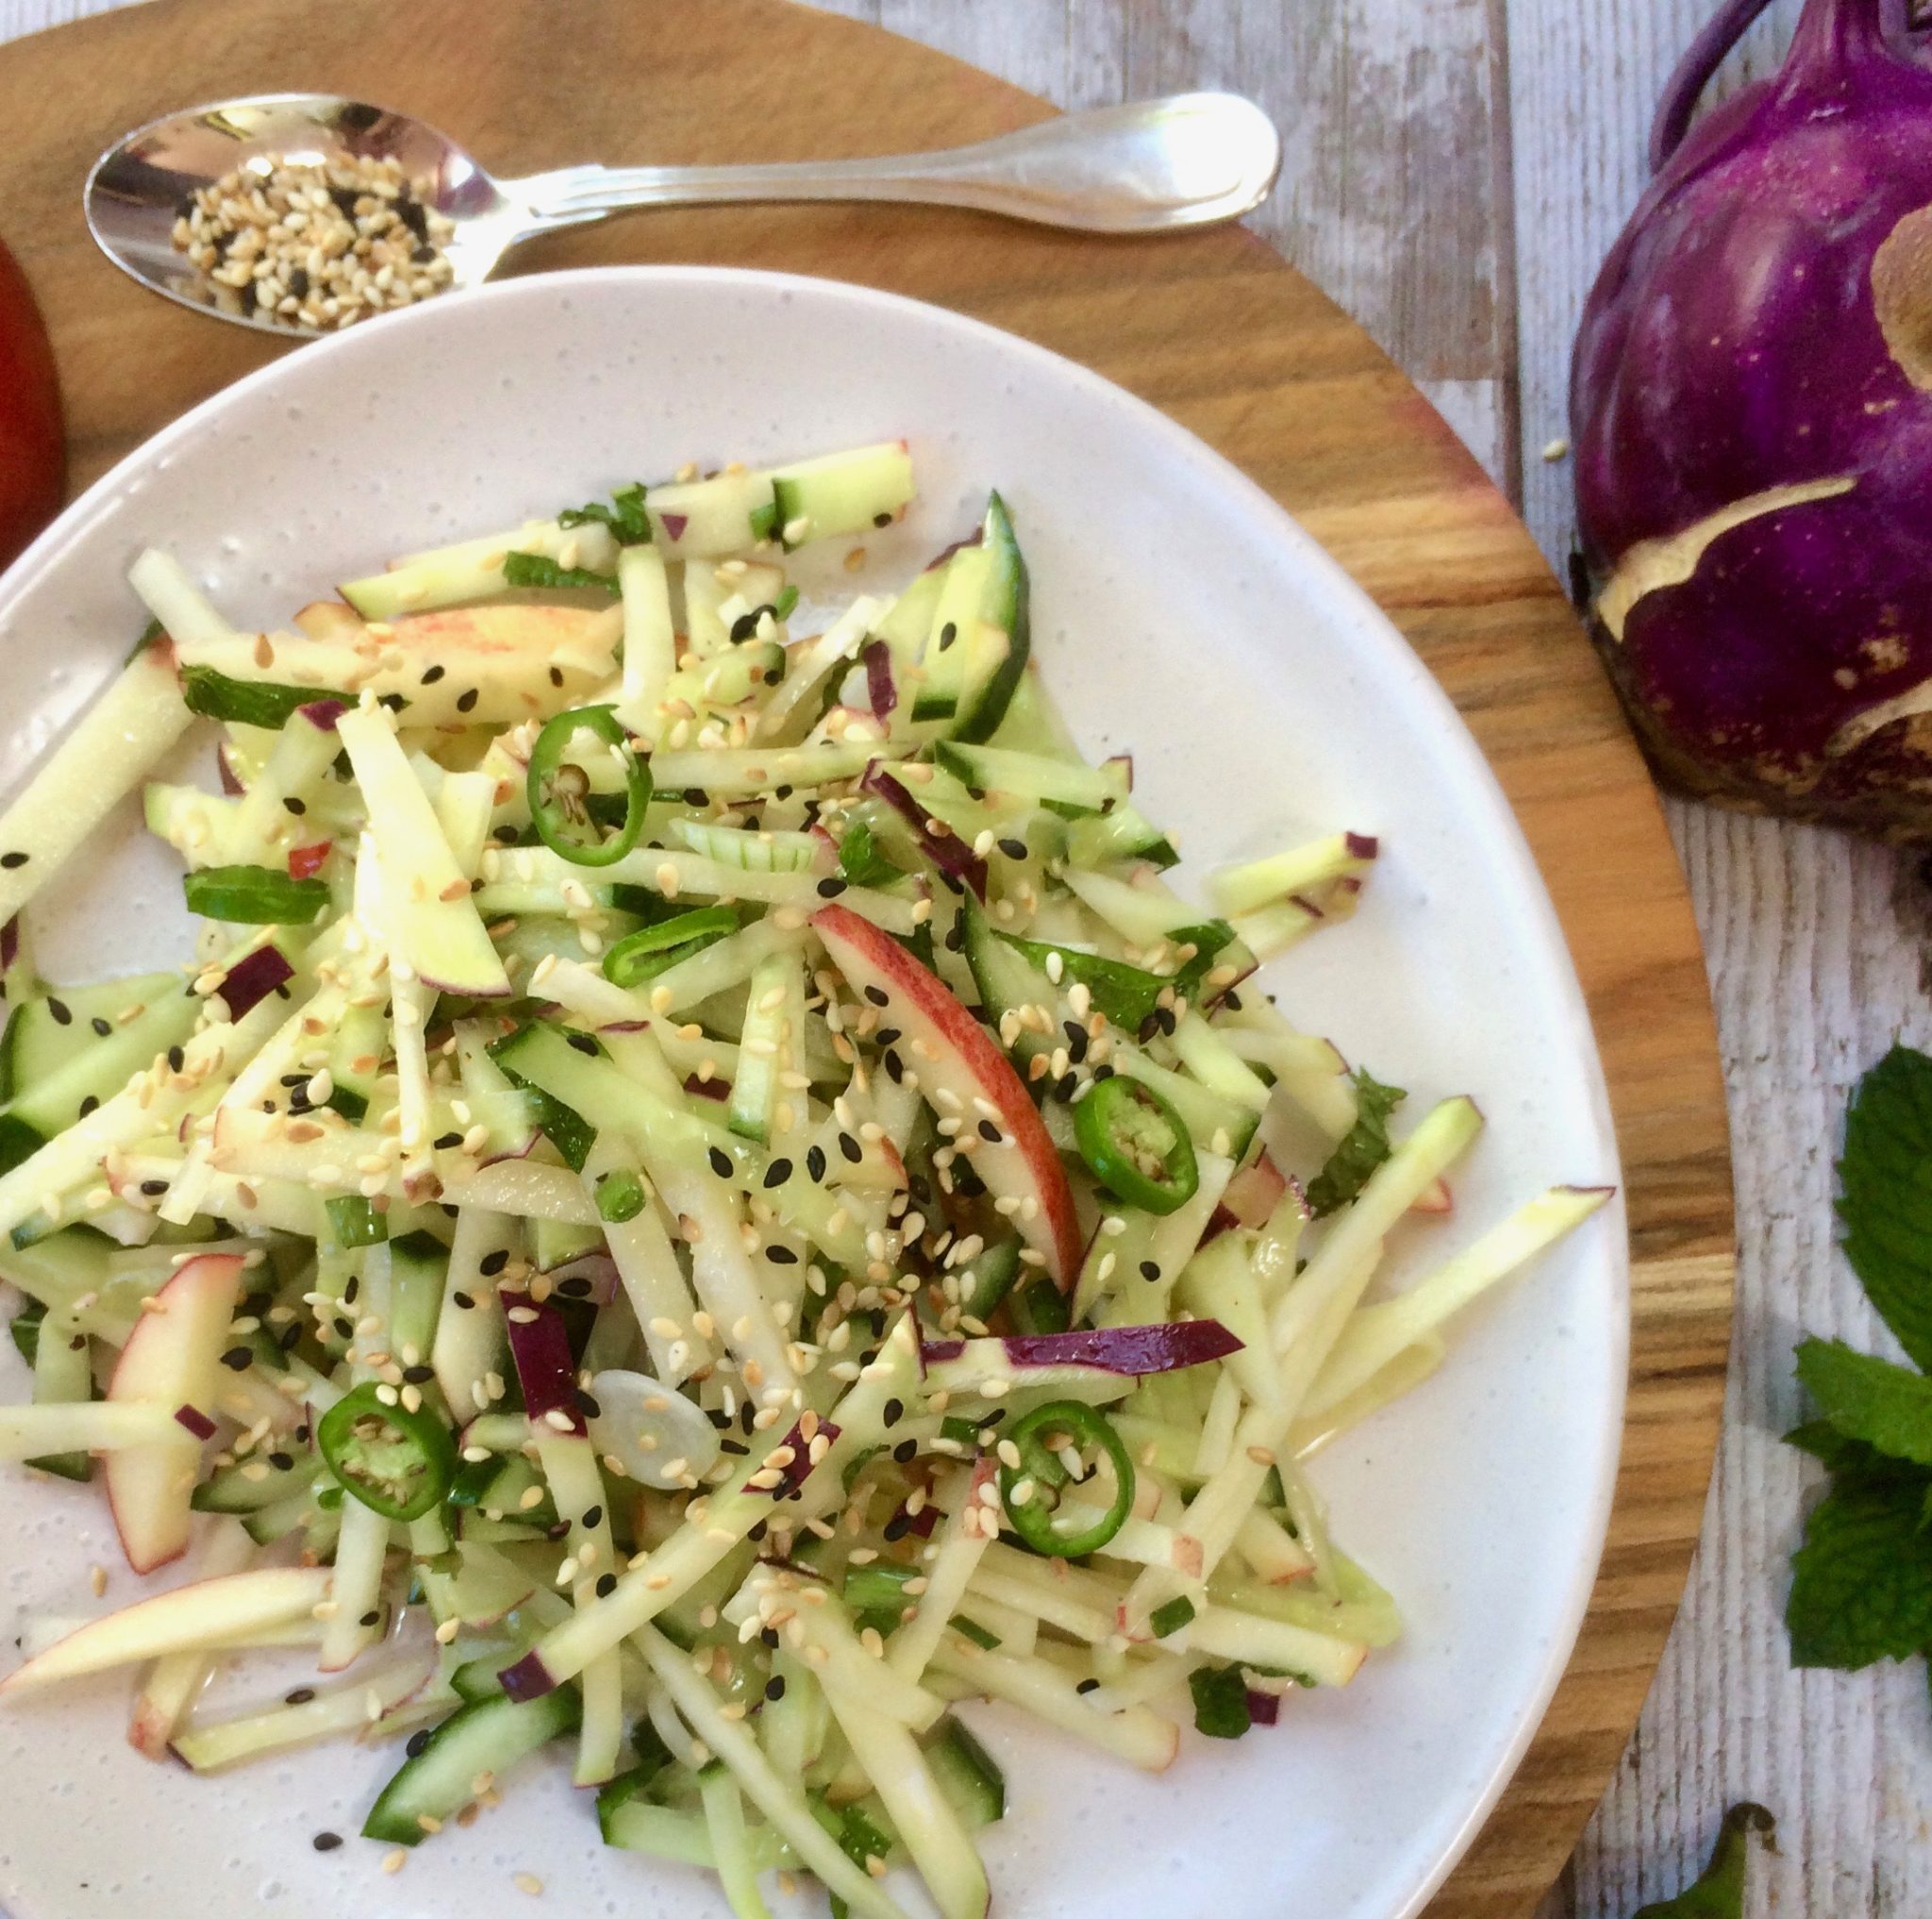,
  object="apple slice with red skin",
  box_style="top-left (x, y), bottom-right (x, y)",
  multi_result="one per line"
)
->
top-left (103, 1252), bottom-right (243, 1574)
top-left (811, 903), bottom-right (1080, 1288)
